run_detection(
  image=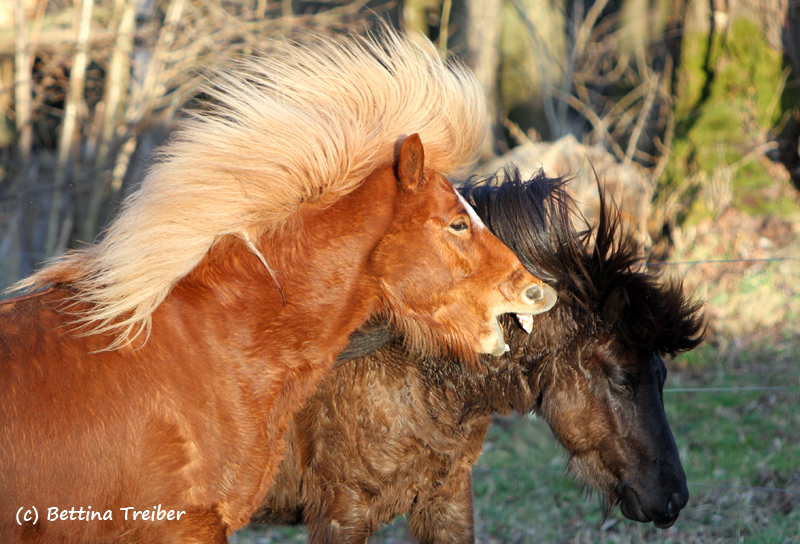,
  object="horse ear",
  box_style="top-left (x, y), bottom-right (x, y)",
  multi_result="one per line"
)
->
top-left (397, 133), bottom-right (425, 190)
